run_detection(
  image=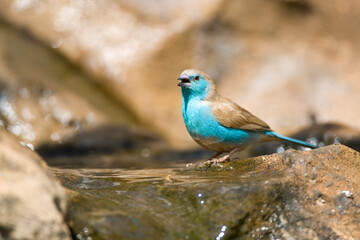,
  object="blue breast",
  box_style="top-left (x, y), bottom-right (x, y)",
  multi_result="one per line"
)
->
top-left (182, 97), bottom-right (261, 147)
